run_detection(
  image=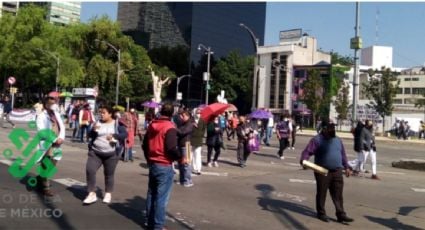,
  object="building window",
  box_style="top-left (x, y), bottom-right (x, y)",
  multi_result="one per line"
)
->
top-left (412, 77), bottom-right (419, 81)
top-left (404, 88), bottom-right (411, 94)
top-left (405, 78), bottom-right (411, 81)
top-left (412, 88), bottom-right (425, 95)
top-left (396, 88), bottom-right (403, 94)
top-left (393, 99), bottom-right (403, 104)
top-left (404, 98), bottom-right (416, 104)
